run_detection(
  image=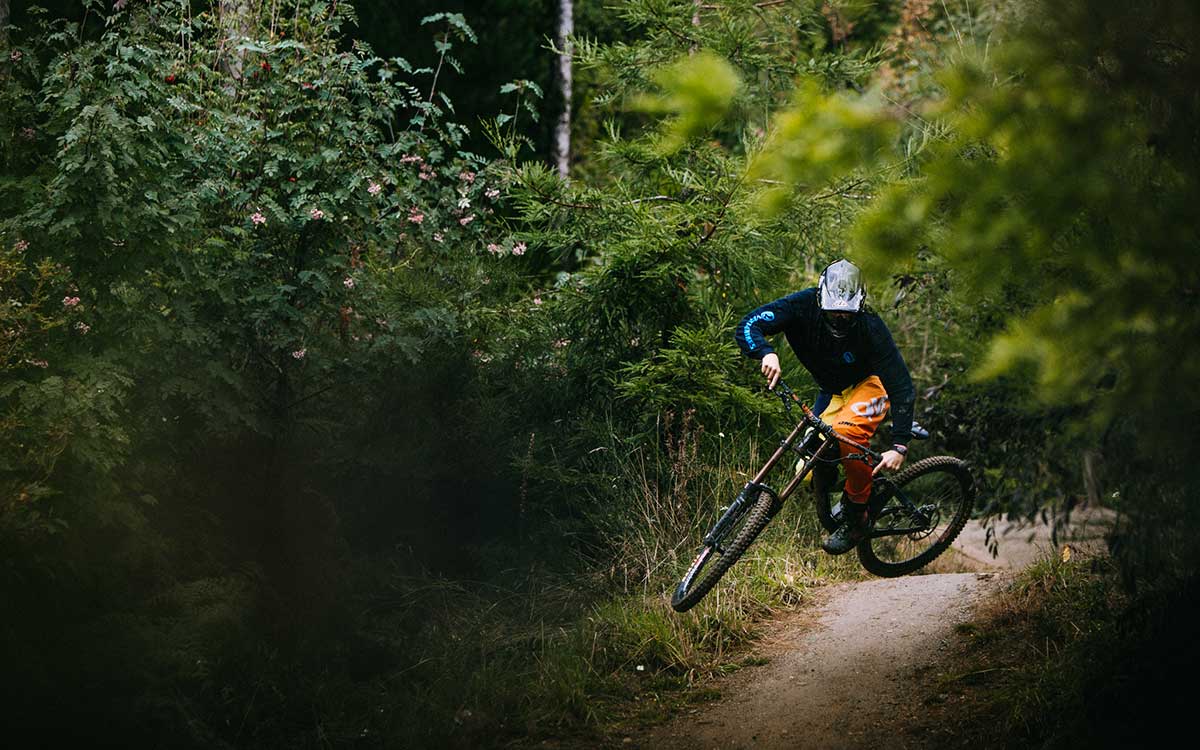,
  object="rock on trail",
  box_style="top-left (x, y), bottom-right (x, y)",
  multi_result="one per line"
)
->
top-left (640, 573), bottom-right (998, 750)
